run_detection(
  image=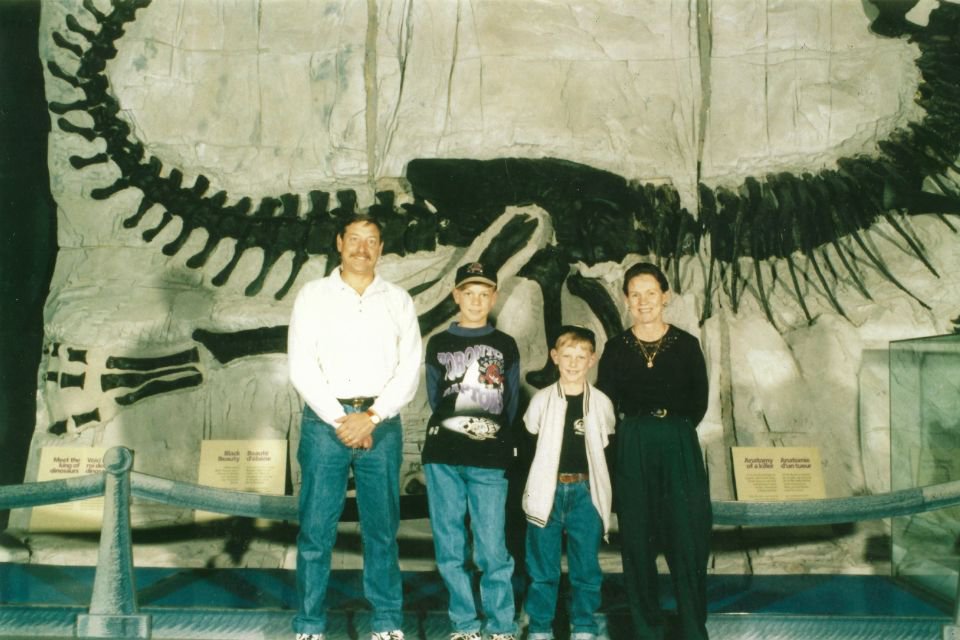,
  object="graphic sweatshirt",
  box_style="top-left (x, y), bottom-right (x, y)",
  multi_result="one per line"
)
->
top-left (421, 322), bottom-right (520, 469)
